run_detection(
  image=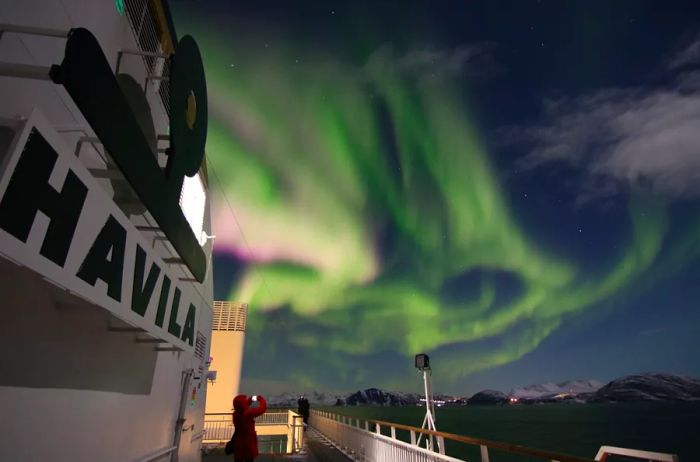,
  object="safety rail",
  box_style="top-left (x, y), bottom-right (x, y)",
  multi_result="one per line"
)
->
top-left (312, 410), bottom-right (603, 462)
top-left (203, 411), bottom-right (304, 454)
top-left (312, 411), bottom-right (461, 462)
top-left (202, 413), bottom-right (233, 442)
top-left (134, 445), bottom-right (177, 462)
top-left (312, 410), bottom-right (680, 462)
top-left (595, 446), bottom-right (679, 462)
top-left (123, 0), bottom-right (172, 116)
